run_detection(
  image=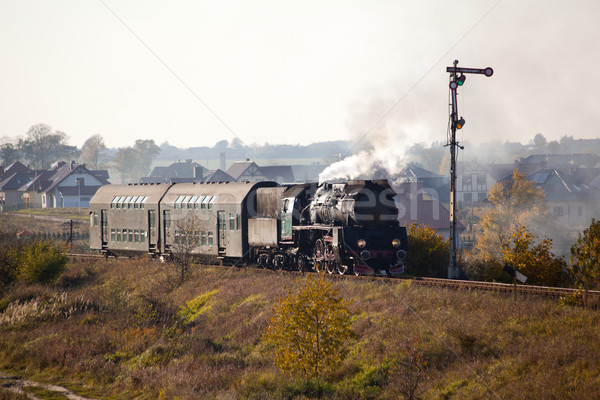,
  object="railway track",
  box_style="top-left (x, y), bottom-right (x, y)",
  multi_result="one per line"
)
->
top-left (67, 253), bottom-right (598, 301)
